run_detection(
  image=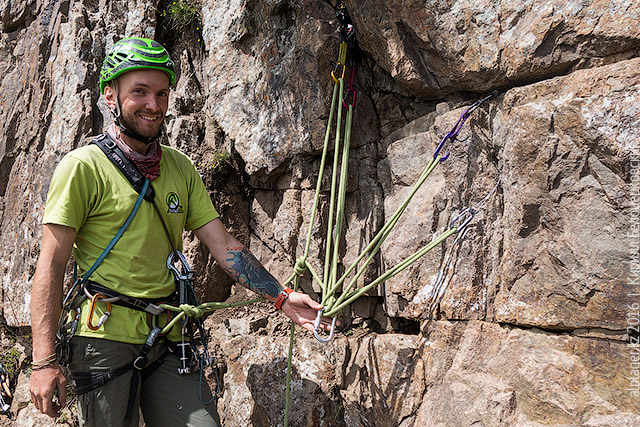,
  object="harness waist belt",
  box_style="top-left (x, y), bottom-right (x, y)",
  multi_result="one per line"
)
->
top-left (85, 281), bottom-right (177, 316)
